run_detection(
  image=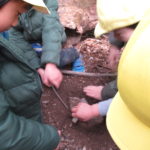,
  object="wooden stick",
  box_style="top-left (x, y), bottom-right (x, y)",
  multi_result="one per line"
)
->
top-left (51, 86), bottom-right (69, 111)
top-left (61, 70), bottom-right (117, 77)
